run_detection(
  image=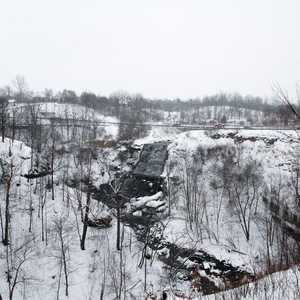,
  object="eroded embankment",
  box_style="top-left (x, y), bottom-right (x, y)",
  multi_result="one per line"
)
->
top-left (92, 141), bottom-right (254, 295)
